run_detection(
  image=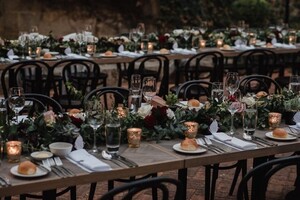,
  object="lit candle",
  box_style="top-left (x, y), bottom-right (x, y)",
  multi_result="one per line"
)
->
top-left (268, 112), bottom-right (282, 129)
top-left (184, 121), bottom-right (199, 138)
top-left (127, 128), bottom-right (142, 148)
top-left (87, 44), bottom-right (95, 55)
top-left (216, 39), bottom-right (223, 48)
top-left (147, 42), bottom-right (153, 53)
top-left (199, 40), bottom-right (206, 48)
top-left (289, 36), bottom-right (296, 45)
top-left (36, 47), bottom-right (41, 59)
top-left (6, 141), bottom-right (22, 163)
